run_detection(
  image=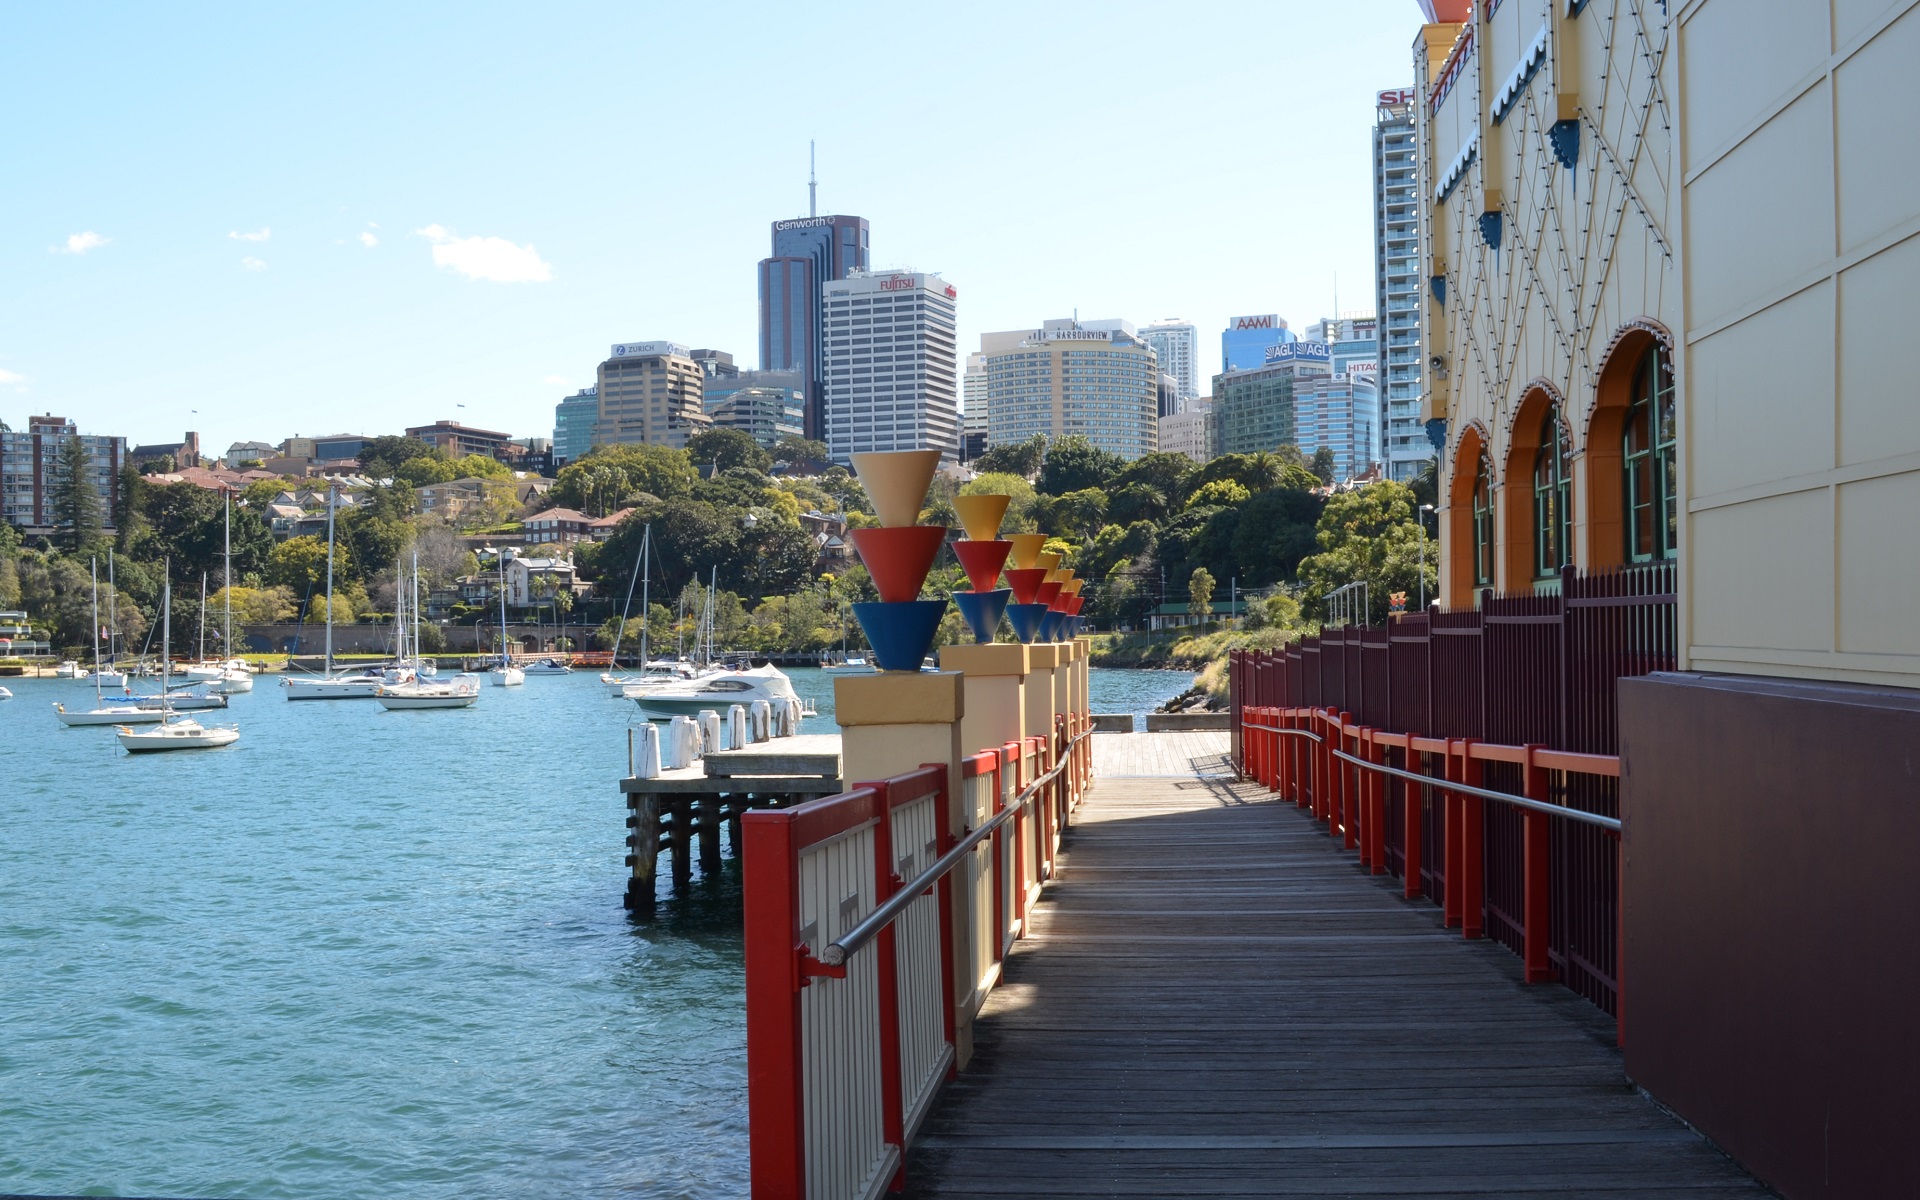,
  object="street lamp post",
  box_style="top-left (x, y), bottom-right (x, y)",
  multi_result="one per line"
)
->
top-left (1418, 503), bottom-right (1435, 610)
